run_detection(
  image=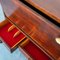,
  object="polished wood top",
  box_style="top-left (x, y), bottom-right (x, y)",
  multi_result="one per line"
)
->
top-left (1, 0), bottom-right (60, 60)
top-left (25, 0), bottom-right (60, 23)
